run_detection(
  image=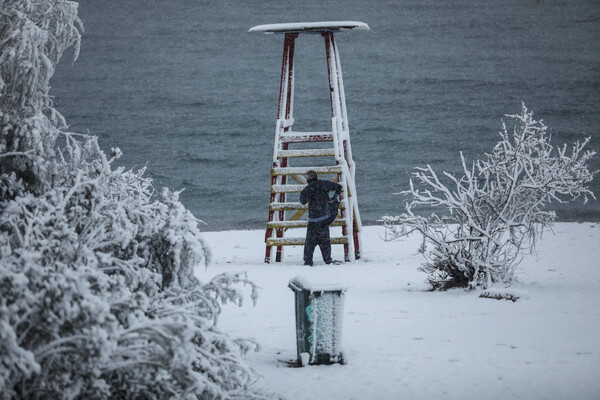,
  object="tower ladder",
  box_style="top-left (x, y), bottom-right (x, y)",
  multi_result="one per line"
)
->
top-left (250, 21), bottom-right (368, 263)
